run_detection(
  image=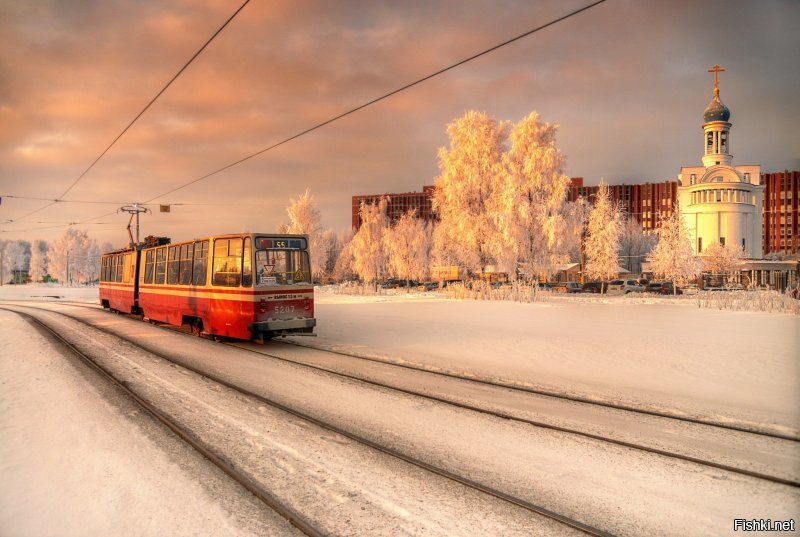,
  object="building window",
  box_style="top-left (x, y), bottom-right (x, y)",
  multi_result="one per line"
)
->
top-left (720, 237), bottom-right (725, 246)
top-left (742, 238), bottom-right (746, 249)
top-left (698, 237), bottom-right (703, 253)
